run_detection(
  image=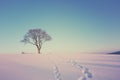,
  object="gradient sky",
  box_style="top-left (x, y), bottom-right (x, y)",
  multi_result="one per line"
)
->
top-left (0, 0), bottom-right (120, 54)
